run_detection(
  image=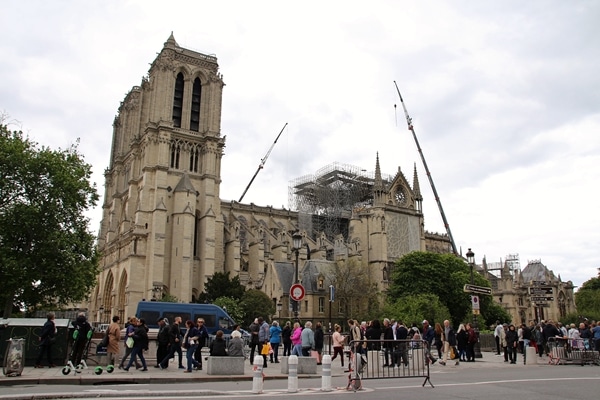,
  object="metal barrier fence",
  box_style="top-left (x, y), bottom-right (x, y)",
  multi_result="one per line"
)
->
top-left (348, 339), bottom-right (433, 387)
top-left (547, 337), bottom-right (600, 366)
